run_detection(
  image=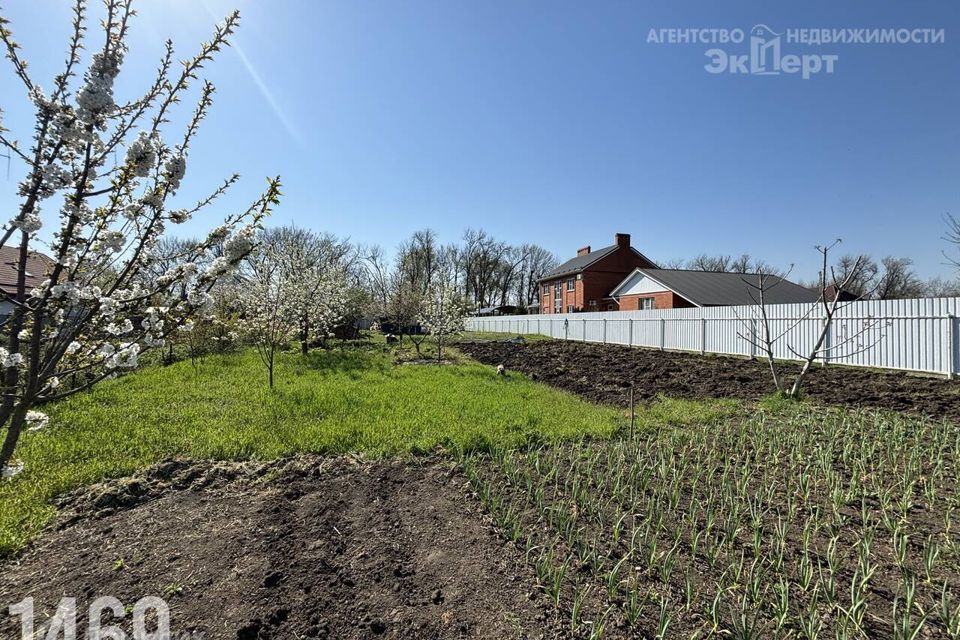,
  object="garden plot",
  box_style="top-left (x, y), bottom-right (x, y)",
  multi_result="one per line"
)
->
top-left (458, 340), bottom-right (960, 423)
top-left (462, 406), bottom-right (960, 639)
top-left (0, 456), bottom-right (569, 640)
